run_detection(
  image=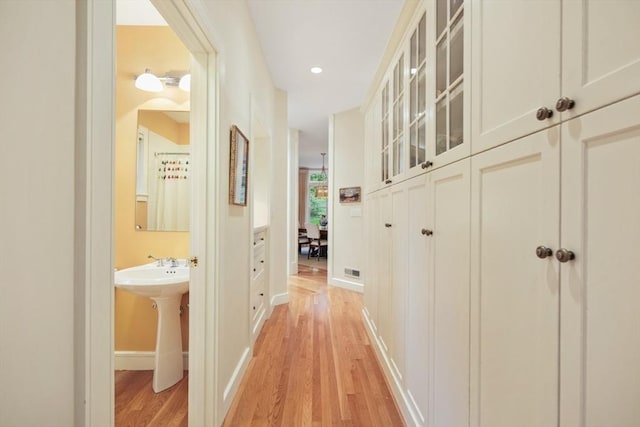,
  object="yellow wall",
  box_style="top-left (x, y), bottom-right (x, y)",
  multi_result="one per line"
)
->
top-left (138, 110), bottom-right (190, 145)
top-left (115, 26), bottom-right (190, 351)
